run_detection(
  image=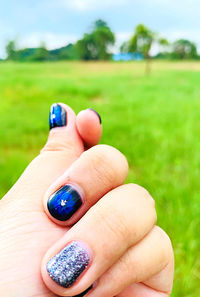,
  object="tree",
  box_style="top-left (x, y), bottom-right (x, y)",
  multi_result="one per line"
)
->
top-left (172, 39), bottom-right (197, 59)
top-left (76, 19), bottom-right (115, 60)
top-left (129, 24), bottom-right (169, 74)
top-left (154, 38), bottom-right (170, 59)
top-left (49, 44), bottom-right (78, 61)
top-left (159, 38), bottom-right (169, 47)
top-left (120, 41), bottom-right (129, 53)
top-left (57, 44), bottom-right (78, 60)
top-left (158, 38), bottom-right (169, 53)
top-left (16, 48), bottom-right (38, 61)
top-left (129, 24), bottom-right (154, 74)
top-left (6, 40), bottom-right (17, 60)
top-left (76, 34), bottom-right (96, 60)
top-left (92, 24), bottom-right (115, 60)
top-left (94, 19), bottom-right (108, 28)
top-left (30, 42), bottom-right (49, 61)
